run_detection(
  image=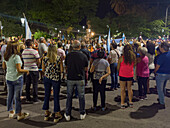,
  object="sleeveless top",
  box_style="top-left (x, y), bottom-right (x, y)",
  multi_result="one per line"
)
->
top-left (119, 56), bottom-right (134, 78)
top-left (43, 56), bottom-right (61, 81)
